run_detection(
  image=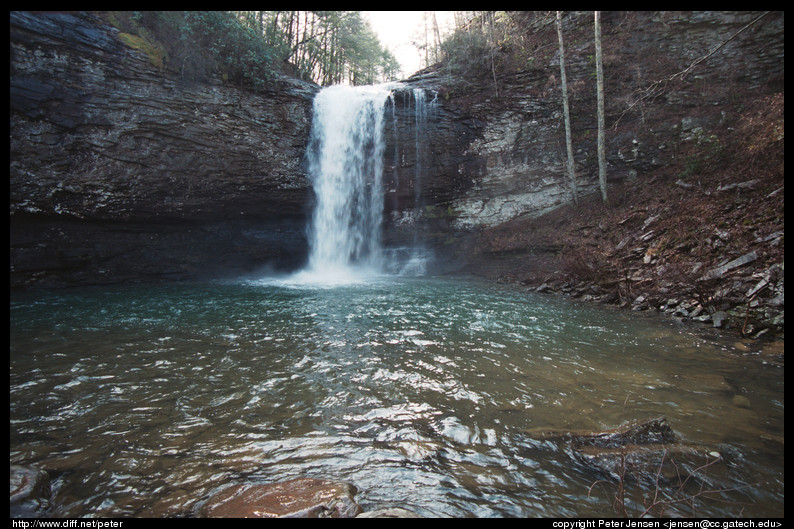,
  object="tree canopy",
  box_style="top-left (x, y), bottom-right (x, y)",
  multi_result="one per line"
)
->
top-left (114, 11), bottom-right (401, 87)
top-left (235, 11), bottom-right (401, 86)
